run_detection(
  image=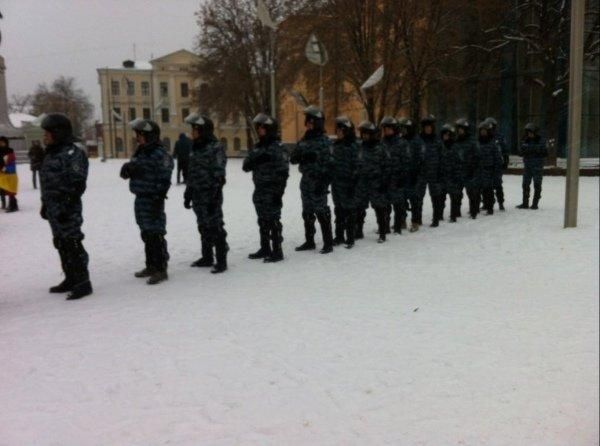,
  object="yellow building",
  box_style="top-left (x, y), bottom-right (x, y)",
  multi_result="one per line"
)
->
top-left (97, 49), bottom-right (248, 158)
